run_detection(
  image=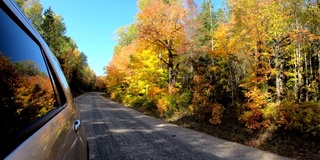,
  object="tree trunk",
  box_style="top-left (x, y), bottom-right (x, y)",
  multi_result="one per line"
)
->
top-left (209, 1), bottom-right (214, 51)
top-left (309, 54), bottom-right (313, 100)
top-left (294, 42), bottom-right (298, 102)
top-left (317, 49), bottom-right (320, 101)
top-left (168, 49), bottom-right (178, 94)
top-left (318, 50), bottom-right (320, 76)
top-left (305, 52), bottom-right (309, 101)
top-left (293, 43), bottom-right (299, 101)
top-left (226, 52), bottom-right (238, 104)
top-left (275, 45), bottom-right (283, 102)
top-left (297, 43), bottom-right (303, 103)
